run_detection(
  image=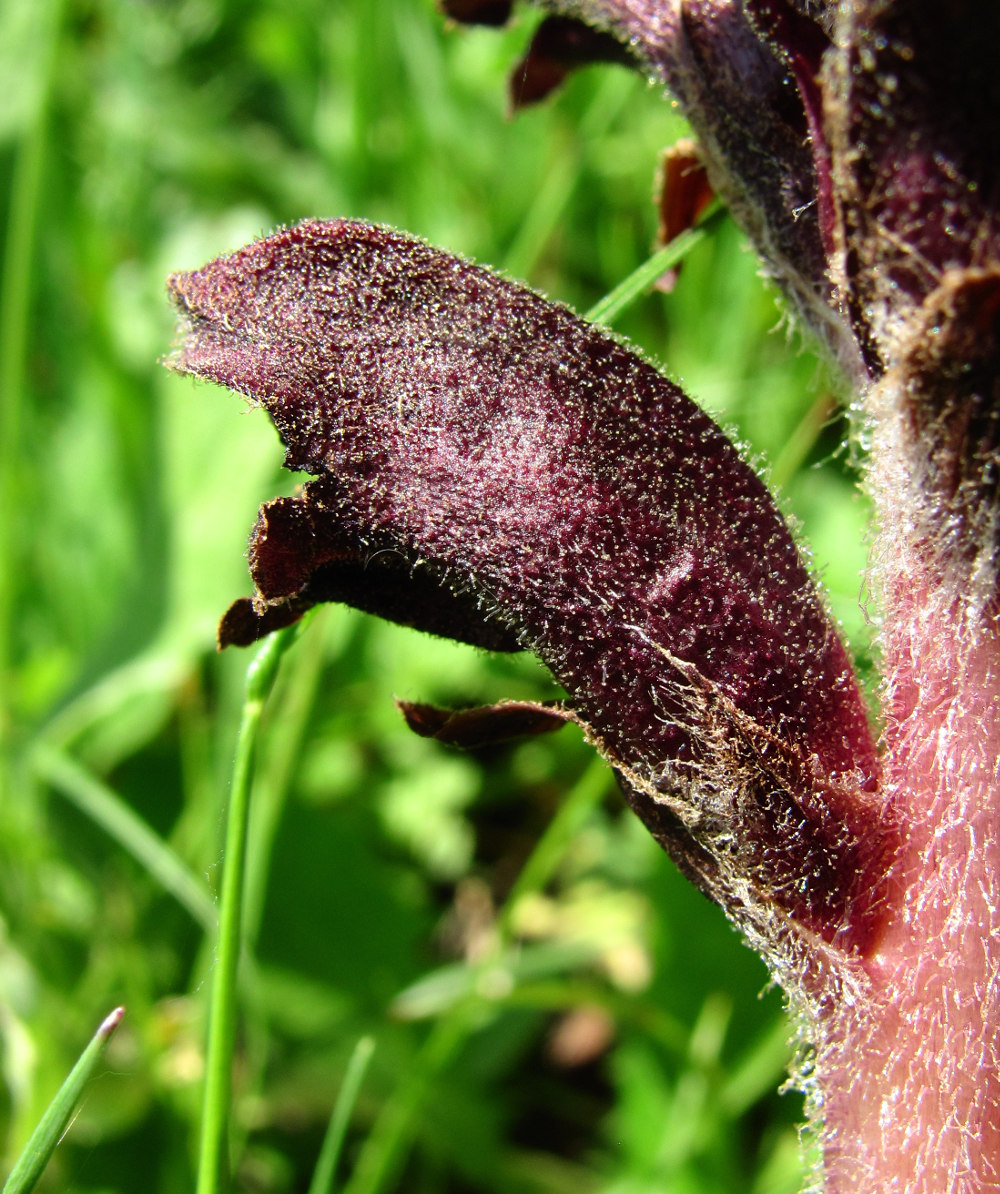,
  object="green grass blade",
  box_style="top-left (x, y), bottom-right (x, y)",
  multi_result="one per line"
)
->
top-left (31, 741), bottom-right (217, 932)
top-left (343, 757), bottom-right (611, 1194)
top-left (0, 0), bottom-right (64, 787)
top-left (308, 1036), bottom-right (376, 1194)
top-left (497, 754), bottom-right (609, 939)
top-left (243, 607), bottom-right (334, 949)
top-left (768, 390), bottom-right (837, 492)
top-left (196, 623), bottom-right (301, 1194)
top-left (720, 1015), bottom-right (793, 1118)
top-left (342, 1008), bottom-right (478, 1194)
top-left (39, 652), bottom-right (189, 749)
top-left (583, 203), bottom-right (725, 327)
top-left (2, 1007), bottom-right (124, 1194)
